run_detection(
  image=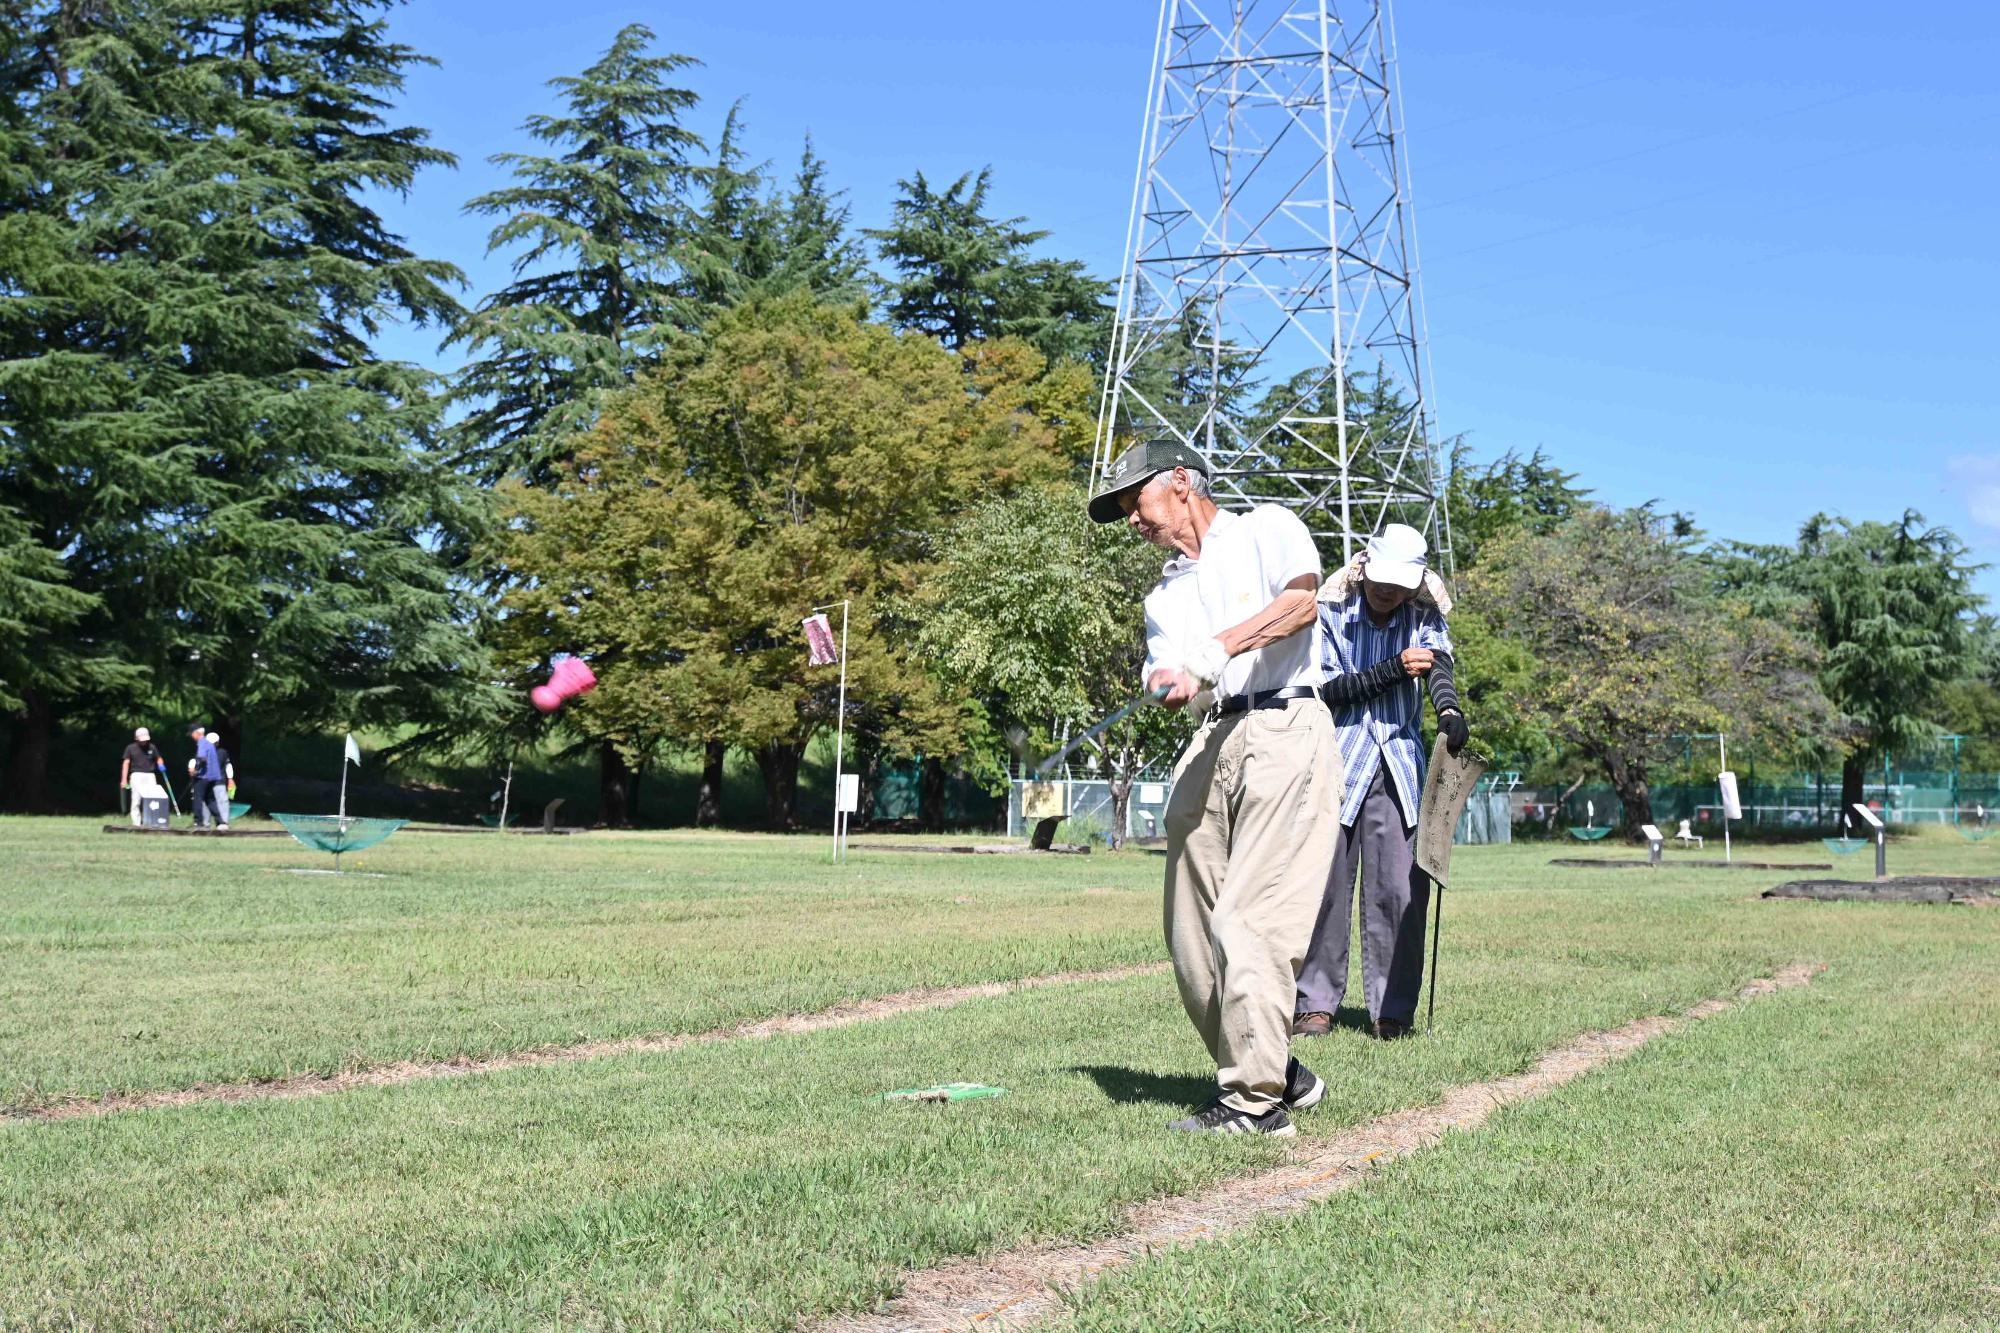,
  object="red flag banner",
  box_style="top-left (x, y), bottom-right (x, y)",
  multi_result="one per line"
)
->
top-left (802, 613), bottom-right (839, 666)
